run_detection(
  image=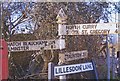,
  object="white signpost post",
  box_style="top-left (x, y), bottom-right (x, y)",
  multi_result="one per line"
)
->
top-left (7, 39), bottom-right (65, 52)
top-left (56, 8), bottom-right (67, 81)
